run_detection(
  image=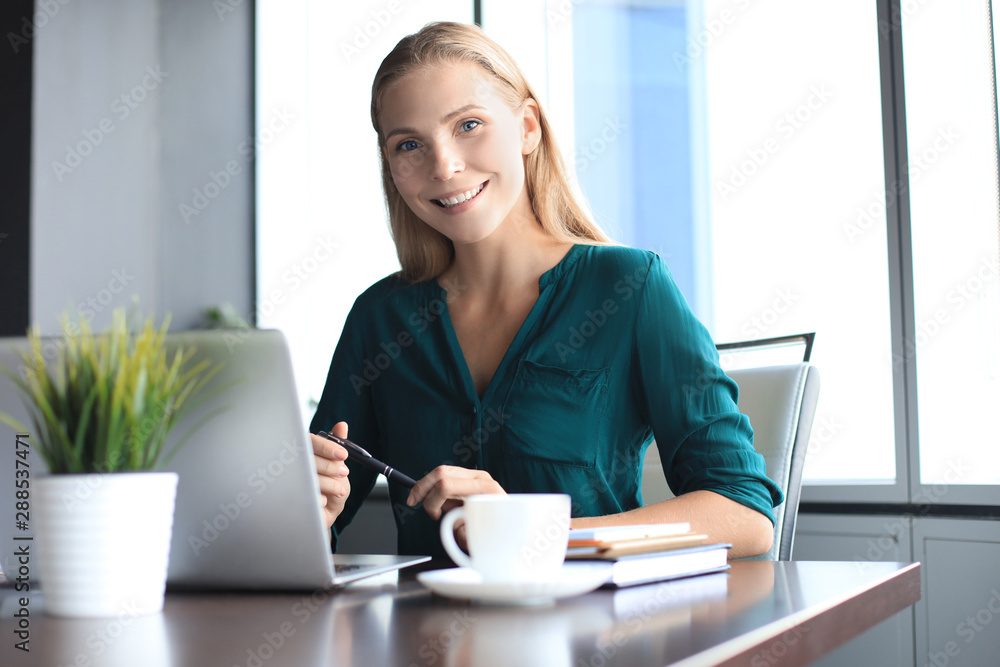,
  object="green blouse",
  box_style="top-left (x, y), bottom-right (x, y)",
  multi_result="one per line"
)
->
top-left (310, 244), bottom-right (782, 558)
